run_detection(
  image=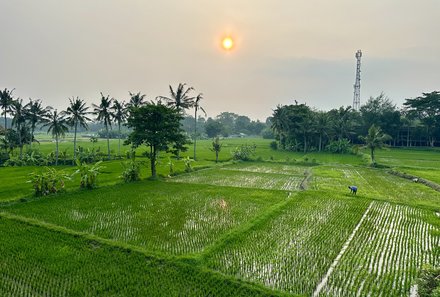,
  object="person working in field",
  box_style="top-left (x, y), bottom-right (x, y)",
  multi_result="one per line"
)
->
top-left (348, 186), bottom-right (358, 195)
